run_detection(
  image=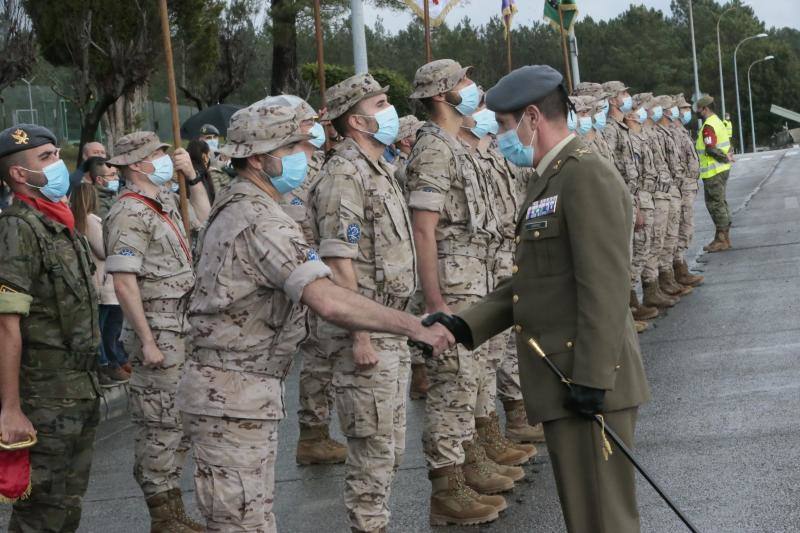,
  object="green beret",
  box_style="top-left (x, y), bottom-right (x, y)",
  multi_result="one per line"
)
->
top-left (486, 65), bottom-right (564, 113)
